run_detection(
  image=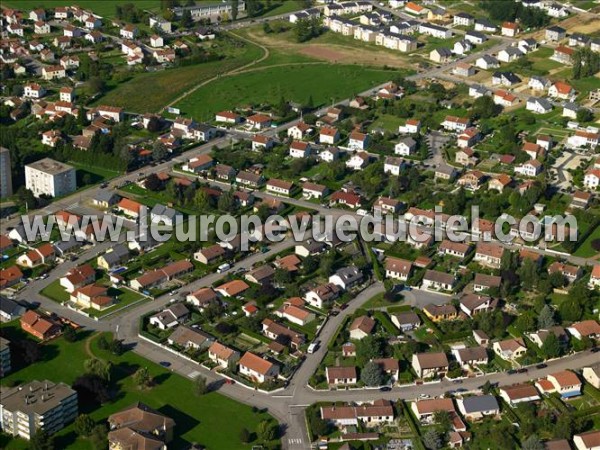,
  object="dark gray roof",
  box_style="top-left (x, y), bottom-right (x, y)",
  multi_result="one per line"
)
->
top-left (461, 395), bottom-right (499, 413)
top-left (434, 47), bottom-right (453, 57)
top-left (334, 266), bottom-right (363, 283)
top-left (528, 97), bottom-right (552, 110)
top-left (547, 26), bottom-right (566, 33)
top-left (54, 236), bottom-right (82, 254)
top-left (150, 204), bottom-right (179, 221)
top-left (94, 189), bottom-right (118, 203)
top-left (0, 296), bottom-right (25, 317)
top-left (455, 12), bottom-right (473, 19)
top-left (100, 243), bottom-right (129, 265)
